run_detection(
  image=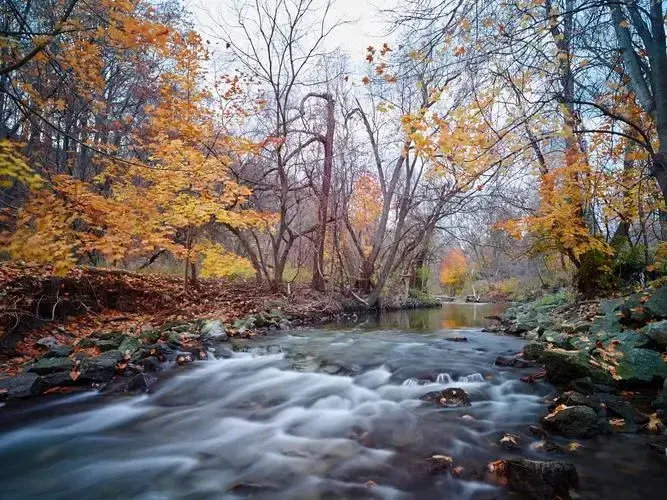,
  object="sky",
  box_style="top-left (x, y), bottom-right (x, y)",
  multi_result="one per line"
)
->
top-left (185, 0), bottom-right (388, 65)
